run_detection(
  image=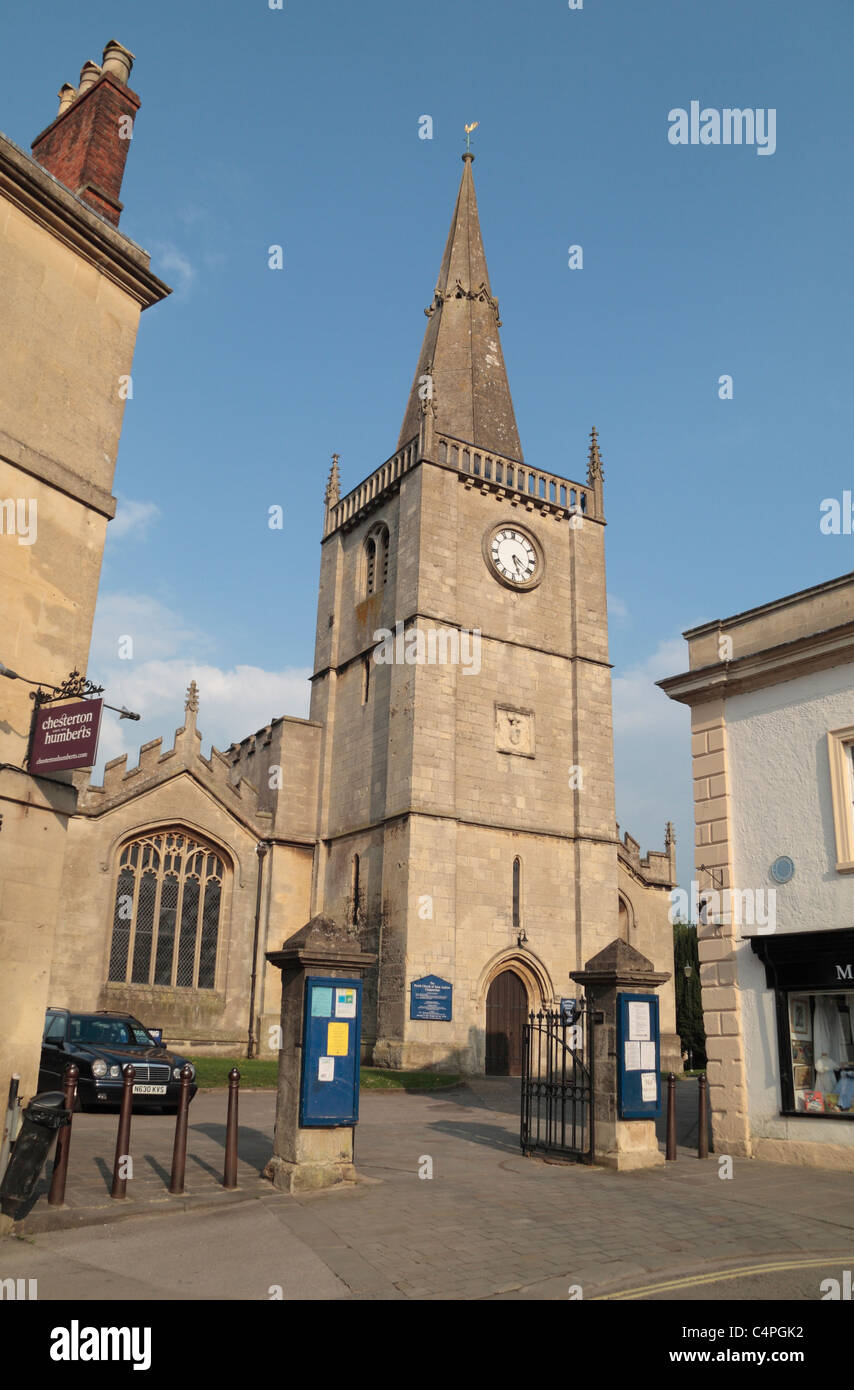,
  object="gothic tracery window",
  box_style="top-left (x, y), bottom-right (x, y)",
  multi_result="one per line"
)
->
top-left (108, 831), bottom-right (225, 990)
